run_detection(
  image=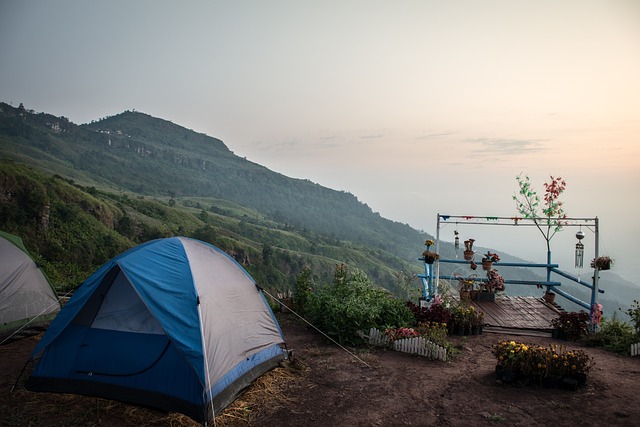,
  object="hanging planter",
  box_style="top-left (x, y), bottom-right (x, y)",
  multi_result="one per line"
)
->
top-left (481, 260), bottom-right (493, 271)
top-left (422, 250), bottom-right (440, 264)
top-left (463, 239), bottom-right (475, 261)
top-left (590, 256), bottom-right (613, 270)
